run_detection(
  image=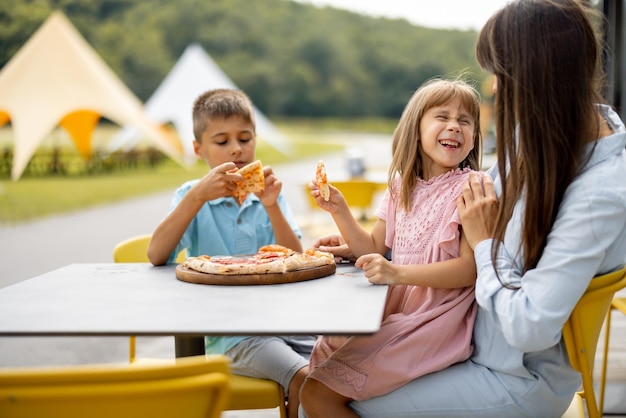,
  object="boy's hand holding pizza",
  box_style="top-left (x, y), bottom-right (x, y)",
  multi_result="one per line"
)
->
top-left (256, 165), bottom-right (283, 207)
top-left (191, 161), bottom-right (244, 202)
